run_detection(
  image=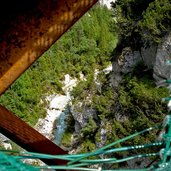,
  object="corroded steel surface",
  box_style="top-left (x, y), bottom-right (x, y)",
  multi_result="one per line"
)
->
top-left (0, 0), bottom-right (98, 95)
top-left (0, 105), bottom-right (67, 166)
